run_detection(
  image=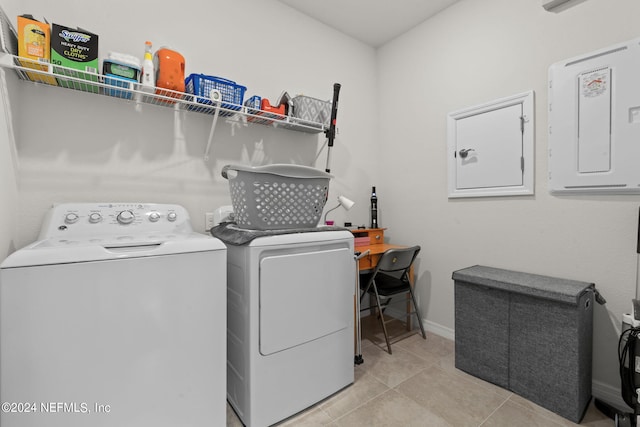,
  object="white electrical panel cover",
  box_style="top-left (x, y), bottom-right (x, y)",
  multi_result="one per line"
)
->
top-left (548, 37), bottom-right (640, 194)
